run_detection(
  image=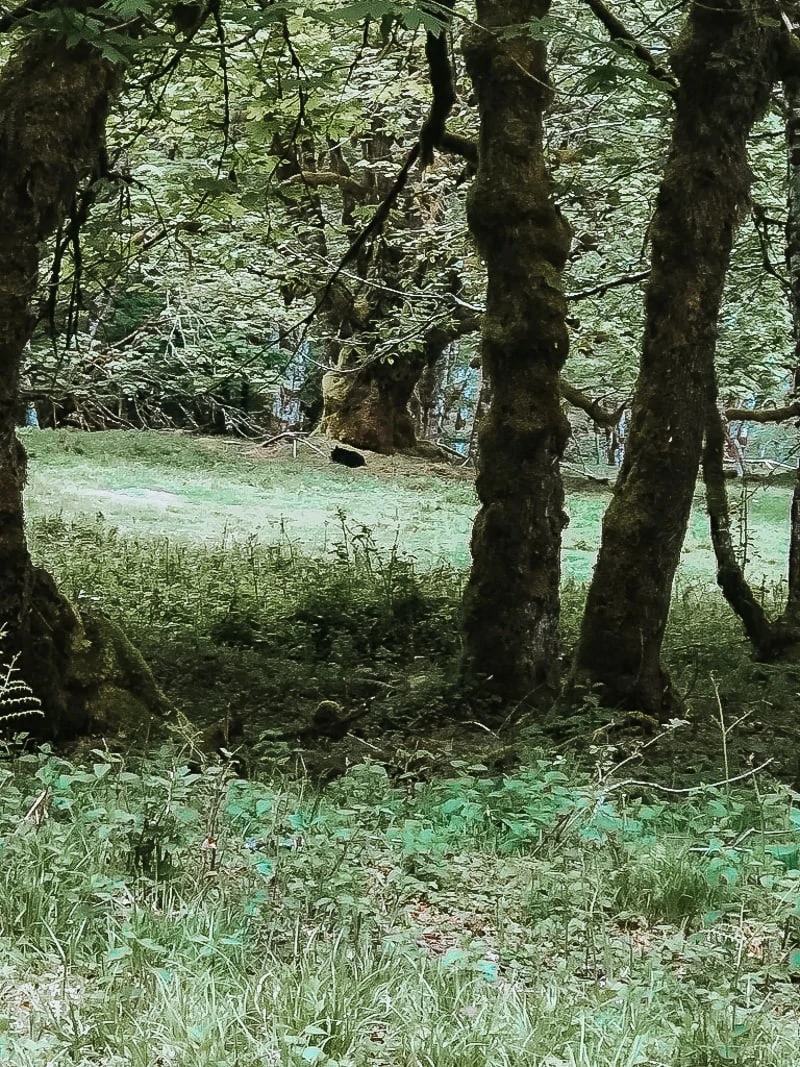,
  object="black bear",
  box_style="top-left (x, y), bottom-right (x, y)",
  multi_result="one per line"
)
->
top-left (331, 446), bottom-right (366, 468)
